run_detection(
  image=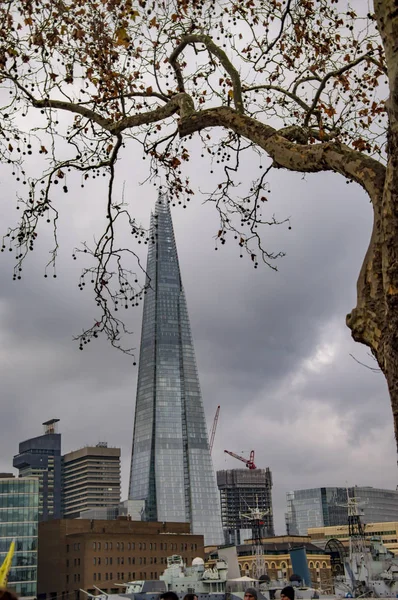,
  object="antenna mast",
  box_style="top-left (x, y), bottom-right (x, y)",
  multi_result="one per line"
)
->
top-left (240, 498), bottom-right (271, 578)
